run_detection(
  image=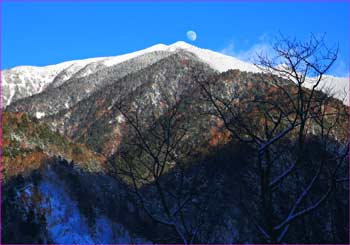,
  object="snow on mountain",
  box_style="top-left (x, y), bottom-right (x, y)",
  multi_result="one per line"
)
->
top-left (170, 41), bottom-right (260, 73)
top-left (2, 41), bottom-right (348, 106)
top-left (1, 44), bottom-right (169, 106)
top-left (305, 75), bottom-right (349, 104)
top-left (1, 58), bottom-right (103, 106)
